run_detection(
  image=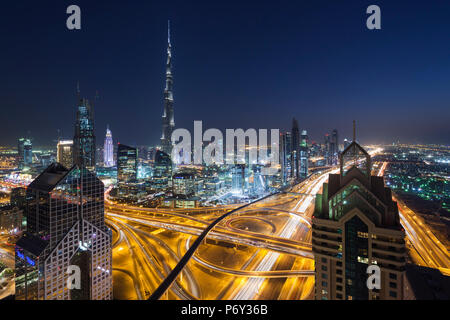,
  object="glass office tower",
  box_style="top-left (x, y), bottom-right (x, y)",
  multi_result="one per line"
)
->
top-left (291, 118), bottom-right (300, 180)
top-left (299, 129), bottom-right (309, 180)
top-left (117, 143), bottom-right (138, 184)
top-left (15, 163), bottom-right (112, 300)
top-left (73, 98), bottom-right (96, 170)
top-left (18, 138), bottom-right (32, 170)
